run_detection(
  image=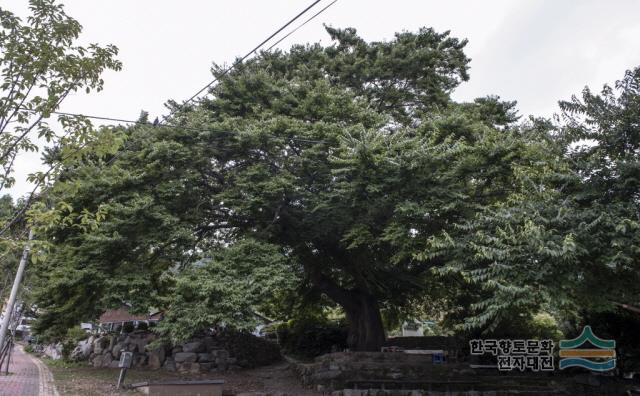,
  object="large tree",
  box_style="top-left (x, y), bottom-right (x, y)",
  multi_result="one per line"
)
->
top-left (177, 28), bottom-right (542, 350)
top-left (35, 26), bottom-right (552, 350)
